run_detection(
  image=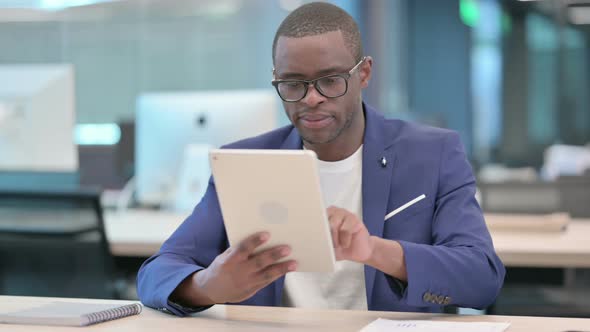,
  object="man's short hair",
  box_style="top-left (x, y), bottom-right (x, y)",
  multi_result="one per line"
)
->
top-left (272, 2), bottom-right (363, 64)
